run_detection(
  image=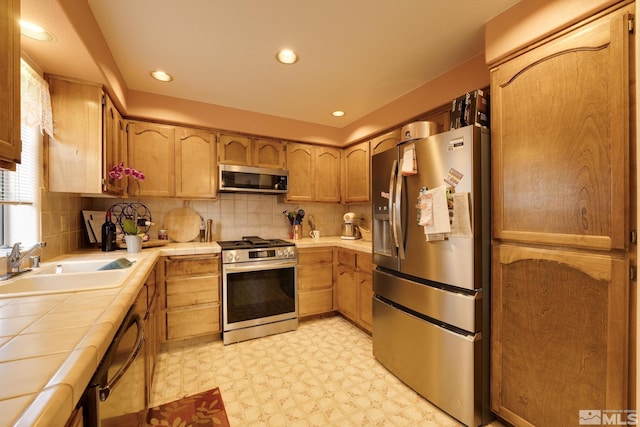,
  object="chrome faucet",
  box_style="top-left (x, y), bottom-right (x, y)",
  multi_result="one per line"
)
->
top-left (6, 242), bottom-right (46, 273)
